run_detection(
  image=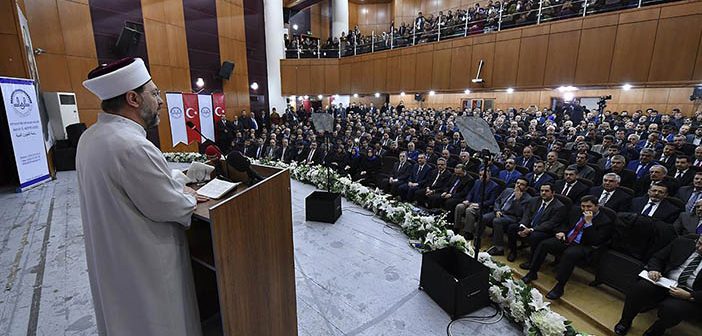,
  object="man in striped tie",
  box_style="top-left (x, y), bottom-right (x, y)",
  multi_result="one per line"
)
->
top-left (614, 235), bottom-right (702, 336)
top-left (521, 195), bottom-right (614, 300)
